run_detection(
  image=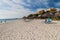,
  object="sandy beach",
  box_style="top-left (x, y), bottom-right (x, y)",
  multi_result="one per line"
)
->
top-left (0, 19), bottom-right (60, 40)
